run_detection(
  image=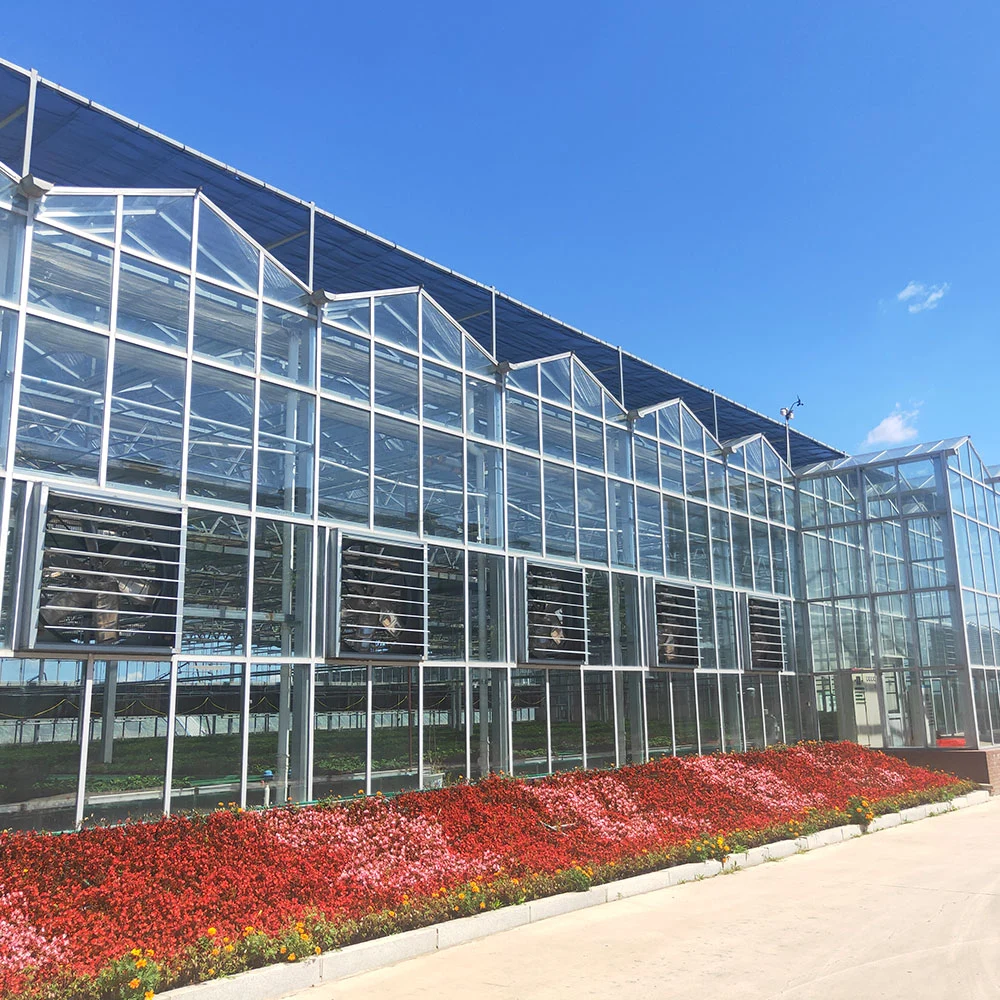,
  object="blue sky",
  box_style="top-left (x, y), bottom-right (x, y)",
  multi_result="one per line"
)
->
top-left (2, 2), bottom-right (998, 460)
